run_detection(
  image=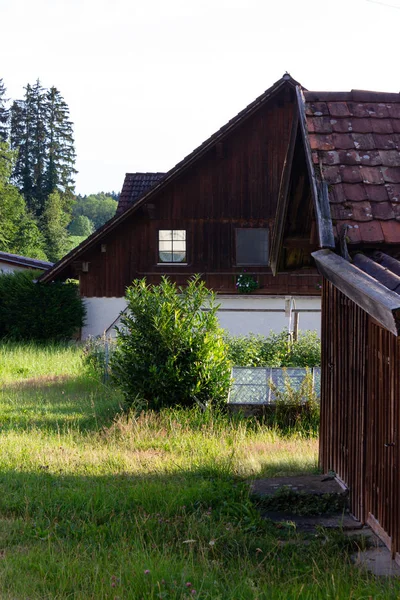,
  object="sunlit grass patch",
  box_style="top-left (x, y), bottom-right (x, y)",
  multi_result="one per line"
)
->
top-left (0, 342), bottom-right (398, 599)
